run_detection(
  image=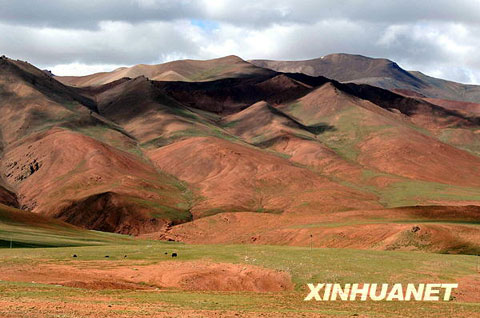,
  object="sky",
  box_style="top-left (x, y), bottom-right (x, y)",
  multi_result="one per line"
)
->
top-left (1, 0), bottom-right (480, 84)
